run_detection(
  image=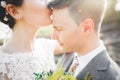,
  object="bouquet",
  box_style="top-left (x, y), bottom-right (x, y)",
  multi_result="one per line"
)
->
top-left (34, 68), bottom-right (94, 80)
